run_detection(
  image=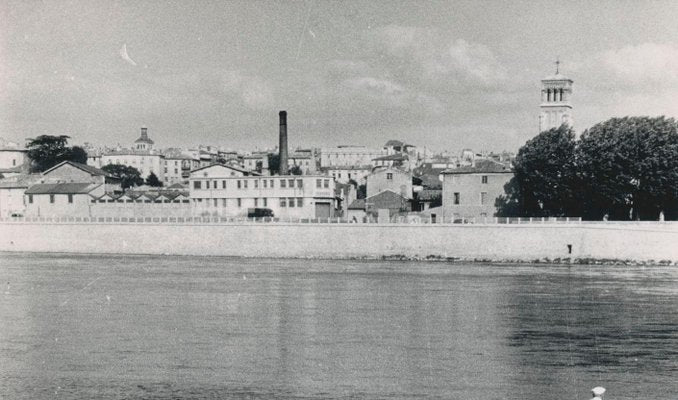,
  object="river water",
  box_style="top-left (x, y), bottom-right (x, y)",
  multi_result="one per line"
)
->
top-left (0, 253), bottom-right (677, 399)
